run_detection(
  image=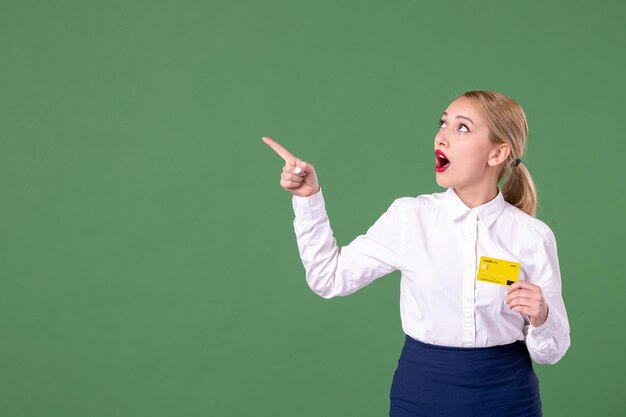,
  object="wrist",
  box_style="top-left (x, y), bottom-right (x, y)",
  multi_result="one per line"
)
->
top-left (530, 305), bottom-right (549, 328)
top-left (301, 187), bottom-right (320, 197)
